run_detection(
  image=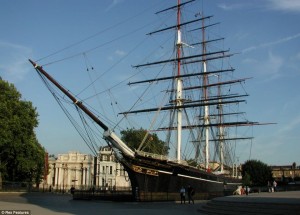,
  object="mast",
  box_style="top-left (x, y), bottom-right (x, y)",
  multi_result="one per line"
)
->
top-left (201, 13), bottom-right (210, 170)
top-left (217, 75), bottom-right (224, 172)
top-left (176, 0), bottom-right (183, 162)
top-left (121, 1), bottom-right (267, 169)
top-left (28, 59), bottom-right (135, 158)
